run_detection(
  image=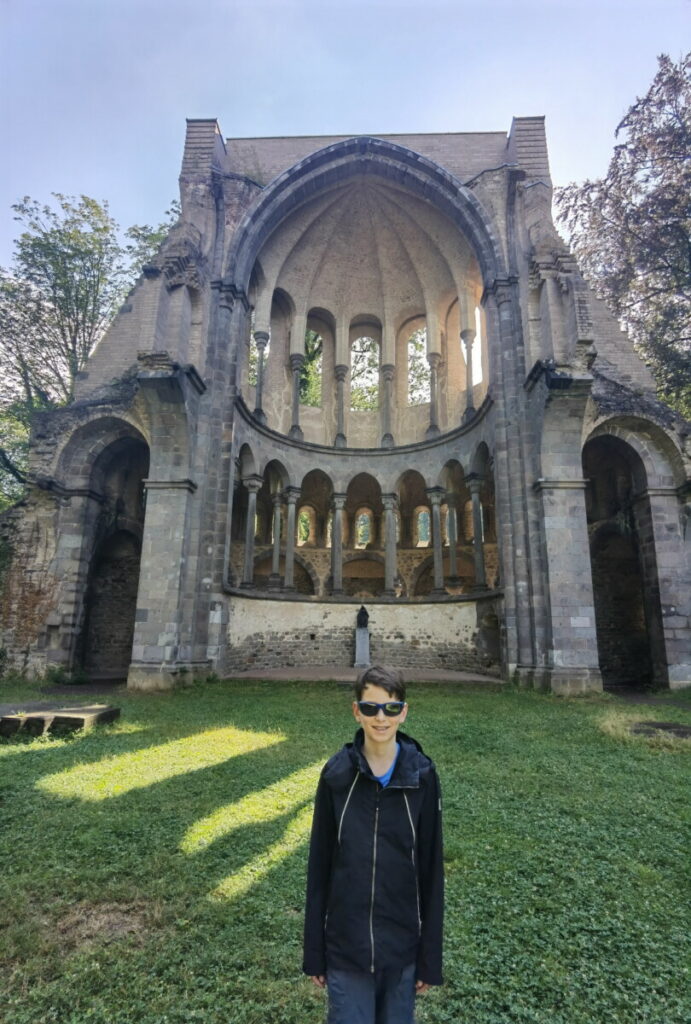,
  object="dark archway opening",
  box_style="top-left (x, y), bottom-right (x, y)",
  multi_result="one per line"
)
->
top-left (79, 437), bottom-right (150, 680)
top-left (583, 436), bottom-right (662, 690)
